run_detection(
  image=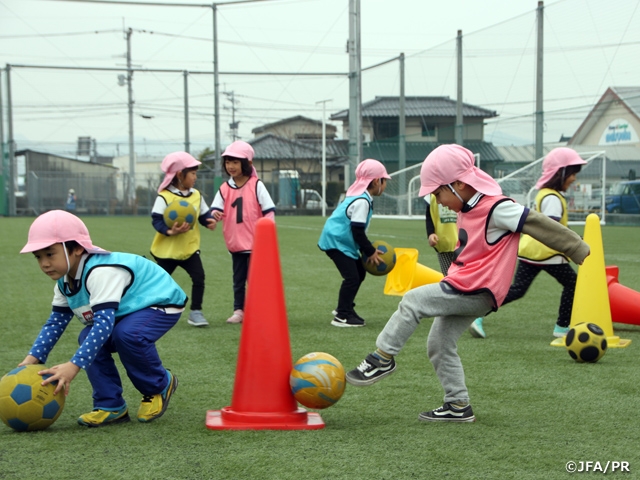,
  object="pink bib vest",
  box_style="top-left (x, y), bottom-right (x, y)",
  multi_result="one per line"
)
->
top-left (444, 196), bottom-right (520, 309)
